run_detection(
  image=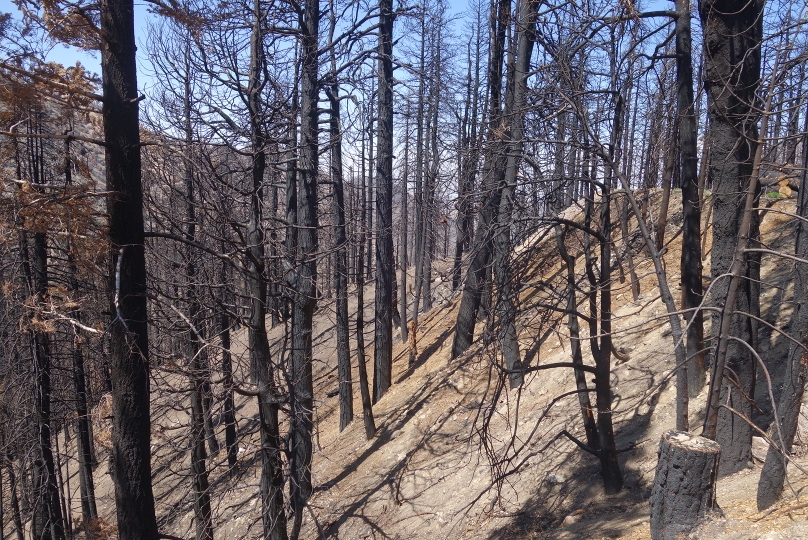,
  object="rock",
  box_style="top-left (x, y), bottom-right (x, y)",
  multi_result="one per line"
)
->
top-left (751, 436), bottom-right (769, 462)
top-left (795, 403), bottom-right (808, 444)
top-left (562, 514), bottom-right (579, 527)
top-left (624, 470), bottom-right (642, 489)
top-left (546, 473), bottom-right (566, 485)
